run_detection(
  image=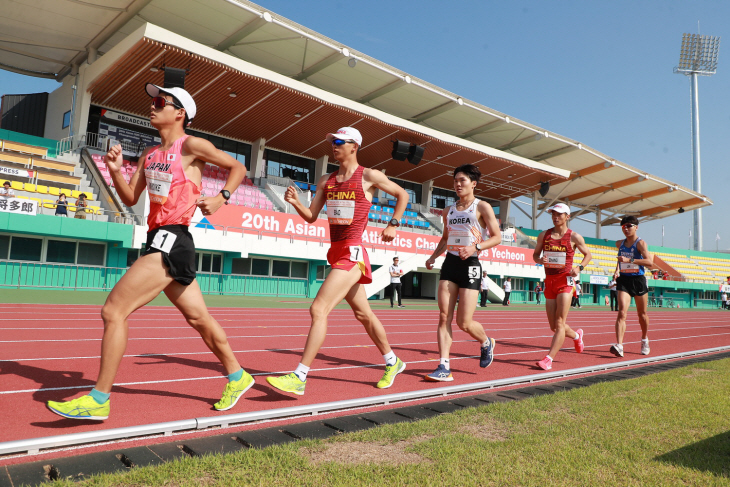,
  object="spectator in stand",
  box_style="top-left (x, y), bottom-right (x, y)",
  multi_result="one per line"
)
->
top-left (479, 271), bottom-right (489, 307)
top-left (389, 256), bottom-right (404, 308)
top-left (0, 181), bottom-right (14, 197)
top-left (55, 193), bottom-right (69, 217)
top-left (534, 282), bottom-right (543, 305)
top-left (74, 193), bottom-right (88, 219)
top-left (608, 277), bottom-right (618, 311)
top-left (502, 277), bottom-right (511, 306)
